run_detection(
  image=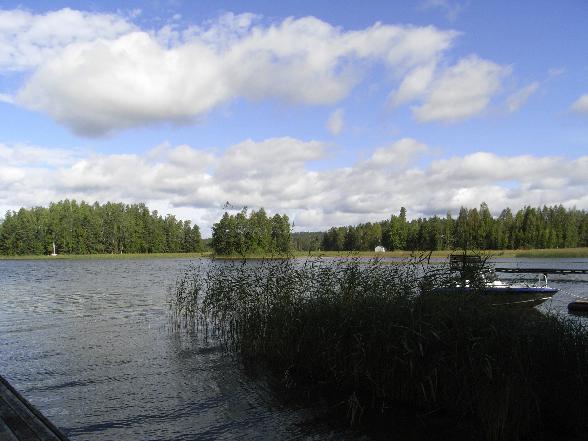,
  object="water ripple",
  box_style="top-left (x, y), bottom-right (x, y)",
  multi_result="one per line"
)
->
top-left (0, 258), bottom-right (355, 440)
